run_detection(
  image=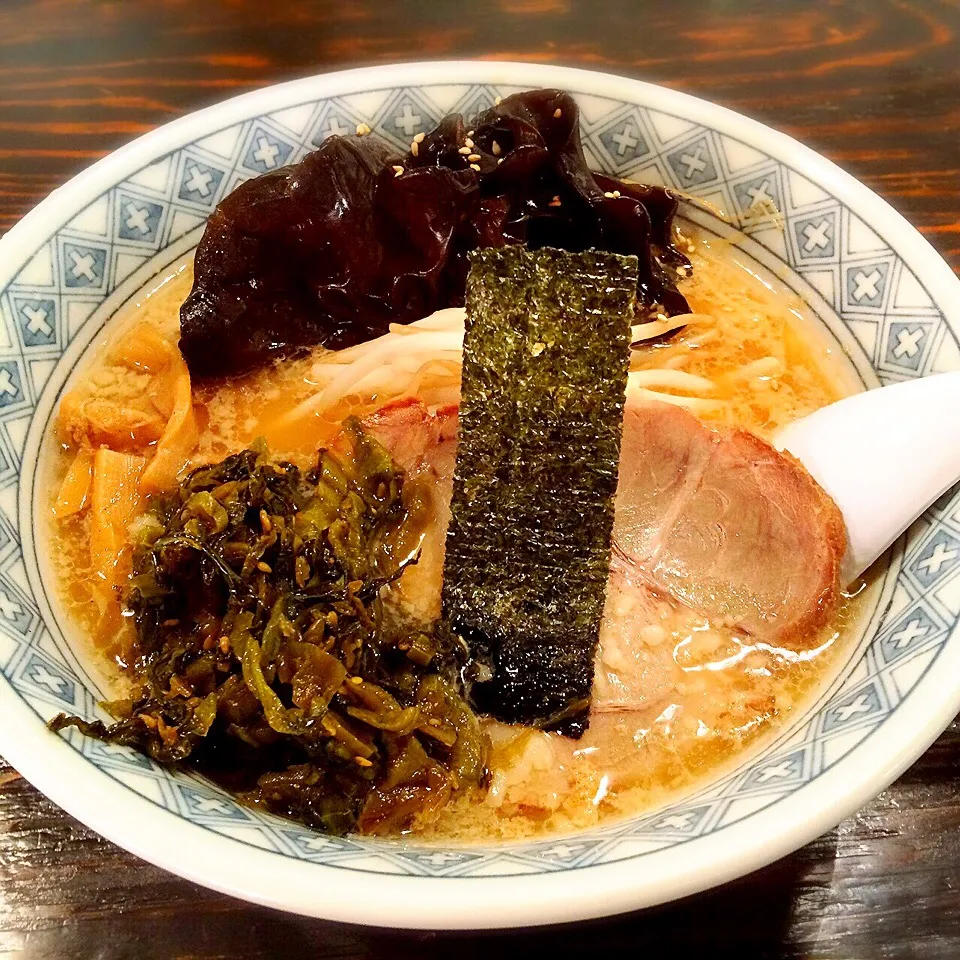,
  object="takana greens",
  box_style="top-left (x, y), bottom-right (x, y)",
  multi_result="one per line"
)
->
top-left (51, 423), bottom-right (485, 836)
